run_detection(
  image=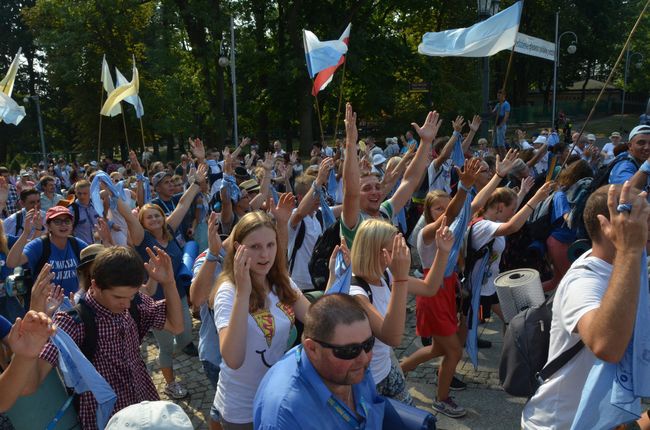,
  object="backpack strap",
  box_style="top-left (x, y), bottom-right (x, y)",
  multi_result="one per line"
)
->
top-left (289, 220), bottom-right (306, 273)
top-left (351, 275), bottom-right (373, 304)
top-left (315, 209), bottom-right (324, 231)
top-left (129, 293), bottom-right (143, 338)
top-left (16, 210), bottom-right (23, 236)
top-left (68, 237), bottom-right (81, 261)
top-left (66, 299), bottom-right (98, 362)
top-left (71, 202), bottom-right (80, 229)
top-left (536, 340), bottom-right (584, 384)
top-left (34, 236), bottom-right (53, 277)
